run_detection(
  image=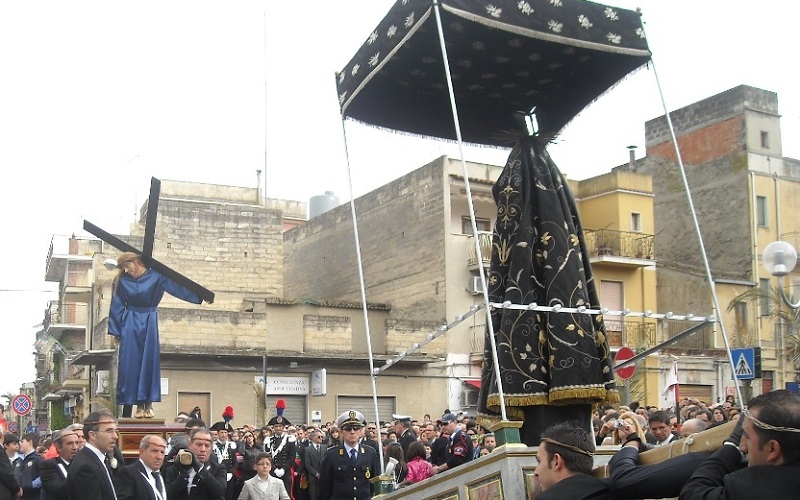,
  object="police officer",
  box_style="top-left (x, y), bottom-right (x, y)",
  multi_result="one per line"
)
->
top-left (318, 411), bottom-right (381, 500)
top-left (431, 413), bottom-right (473, 475)
top-left (264, 413), bottom-right (296, 496)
